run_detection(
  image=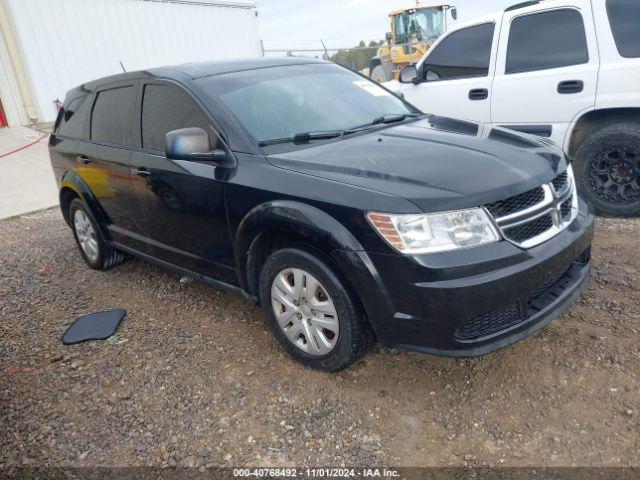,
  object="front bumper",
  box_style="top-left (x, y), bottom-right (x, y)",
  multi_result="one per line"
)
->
top-left (351, 197), bottom-right (595, 357)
